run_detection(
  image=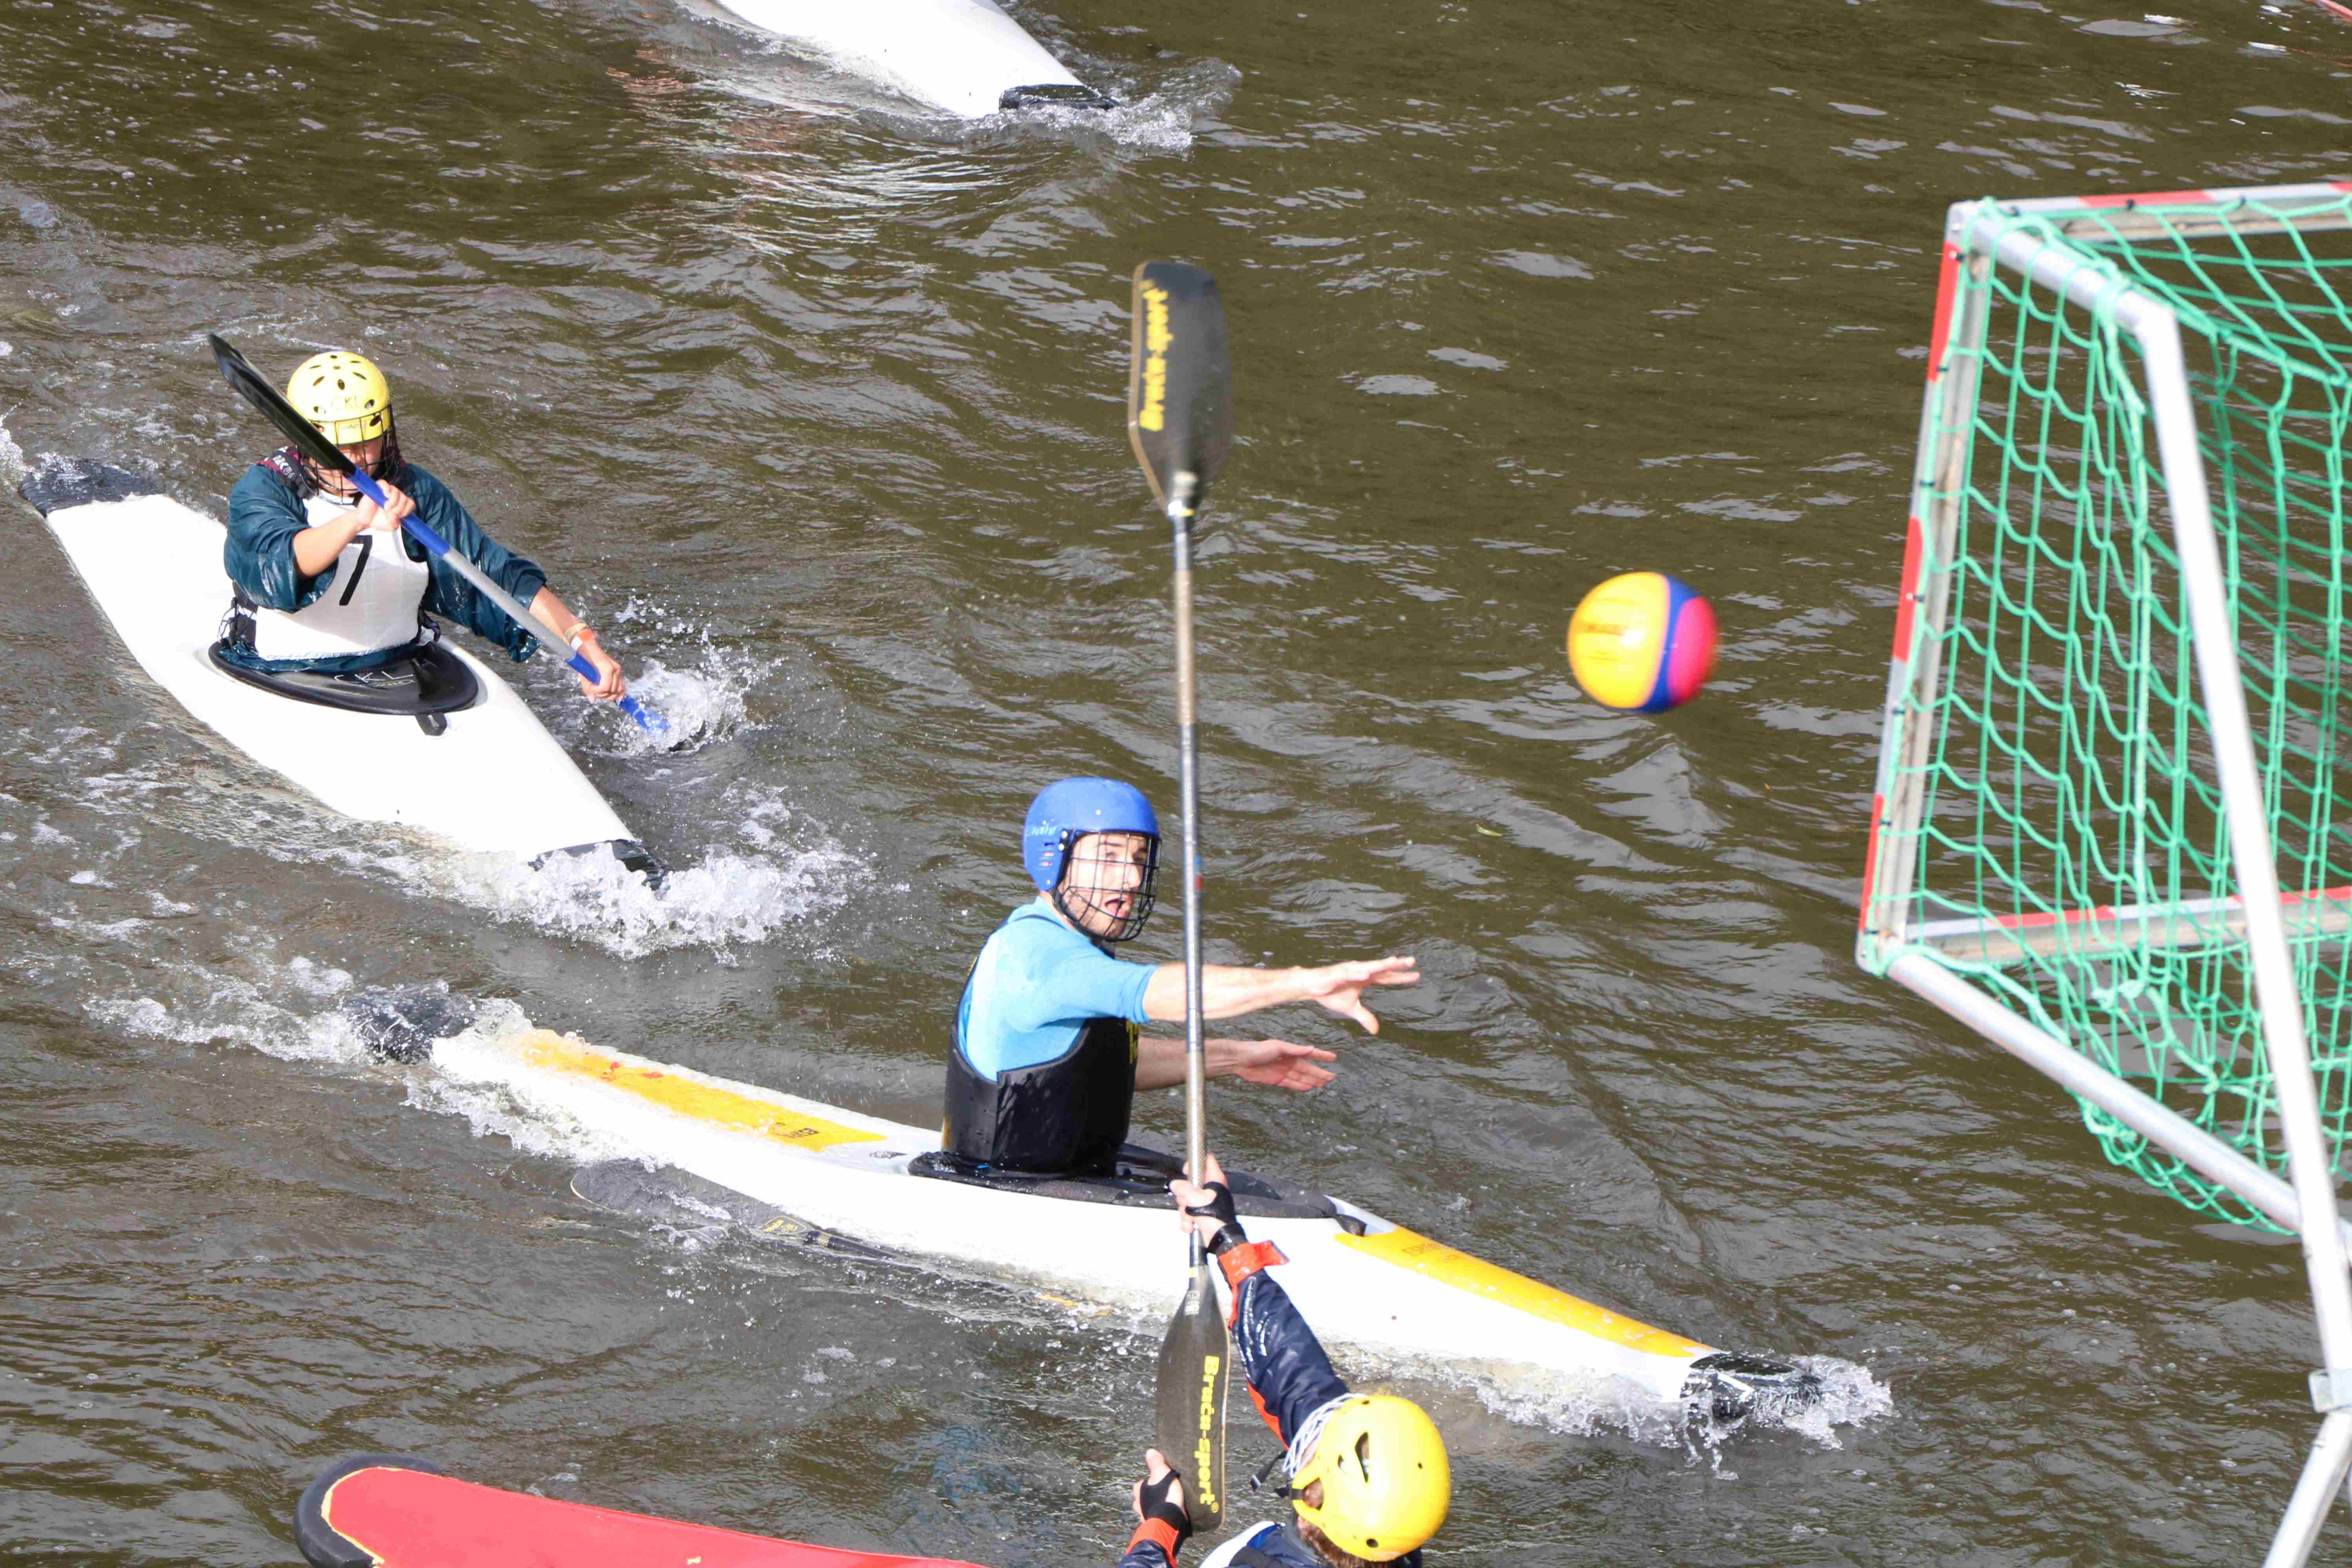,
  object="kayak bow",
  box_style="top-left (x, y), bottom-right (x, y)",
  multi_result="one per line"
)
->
top-left (296, 1454), bottom-right (987, 1568)
top-left (704, 0), bottom-right (1112, 118)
